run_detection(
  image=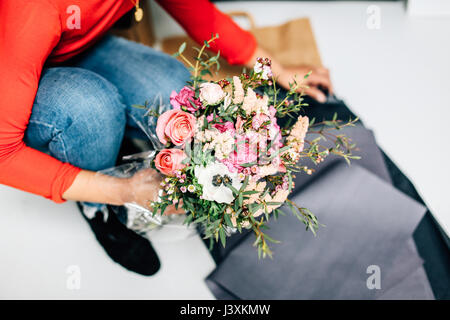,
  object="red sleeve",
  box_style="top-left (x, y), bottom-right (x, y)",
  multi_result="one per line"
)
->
top-left (0, 1), bottom-right (81, 203)
top-left (156, 0), bottom-right (257, 65)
